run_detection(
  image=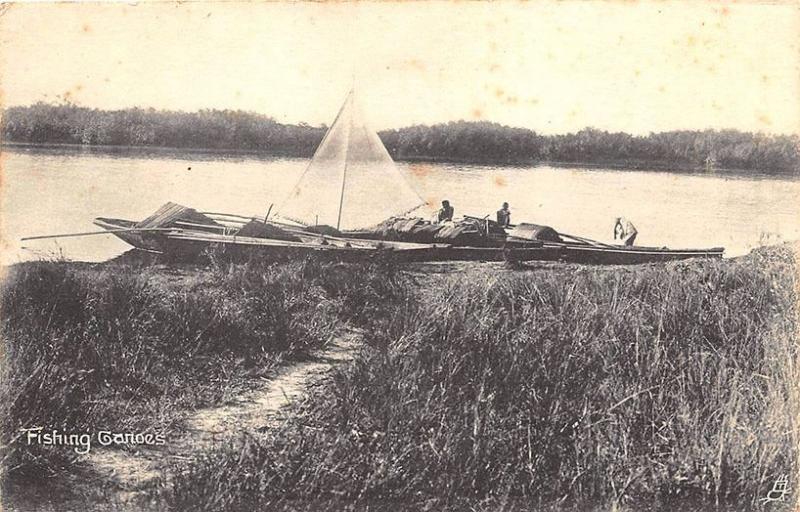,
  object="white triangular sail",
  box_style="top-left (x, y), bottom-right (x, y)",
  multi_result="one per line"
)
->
top-left (277, 90), bottom-right (427, 230)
